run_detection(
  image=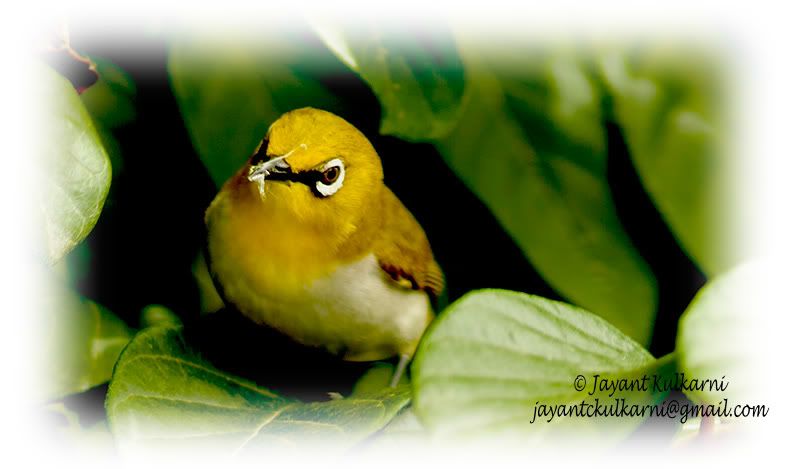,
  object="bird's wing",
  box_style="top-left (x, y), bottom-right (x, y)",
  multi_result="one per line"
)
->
top-left (374, 188), bottom-right (445, 299)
